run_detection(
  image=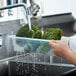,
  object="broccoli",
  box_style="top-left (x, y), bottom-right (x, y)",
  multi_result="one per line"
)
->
top-left (24, 43), bottom-right (32, 53)
top-left (16, 24), bottom-right (63, 40)
top-left (16, 24), bottom-right (33, 38)
top-left (16, 24), bottom-right (42, 39)
top-left (42, 28), bottom-right (63, 40)
top-left (32, 30), bottom-right (42, 39)
top-left (37, 43), bottom-right (51, 54)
